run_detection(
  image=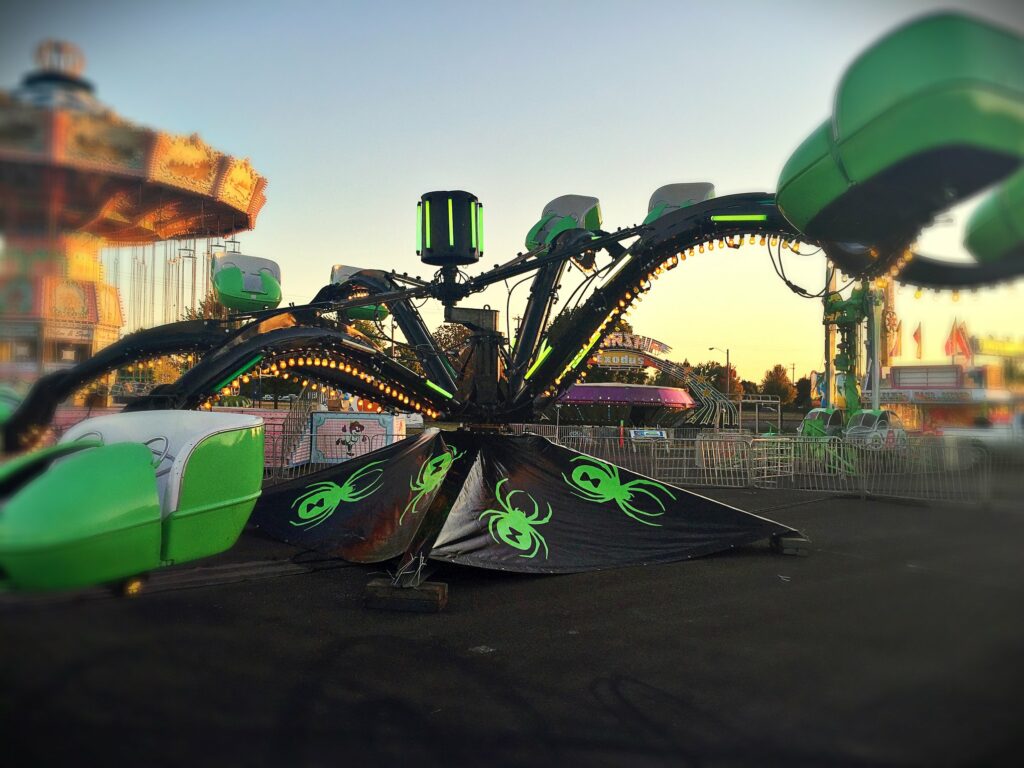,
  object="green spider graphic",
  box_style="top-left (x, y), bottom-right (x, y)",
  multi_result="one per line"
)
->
top-left (400, 445), bottom-right (465, 523)
top-left (290, 460), bottom-right (386, 529)
top-left (479, 478), bottom-right (552, 559)
top-left (562, 455), bottom-right (674, 526)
